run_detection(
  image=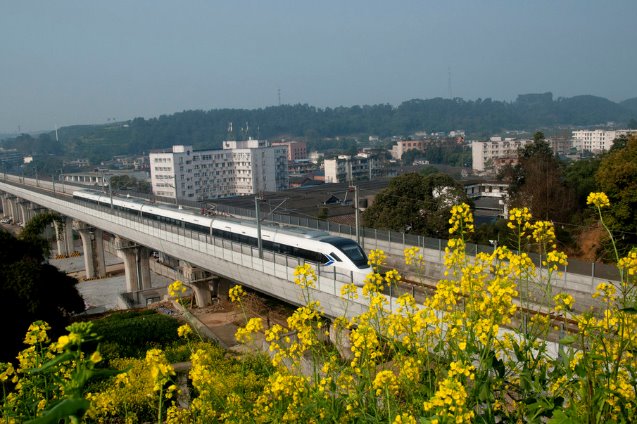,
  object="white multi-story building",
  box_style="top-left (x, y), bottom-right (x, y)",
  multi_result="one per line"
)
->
top-left (471, 138), bottom-right (532, 172)
top-left (324, 155), bottom-right (378, 184)
top-left (150, 139), bottom-right (288, 202)
top-left (572, 129), bottom-right (637, 153)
